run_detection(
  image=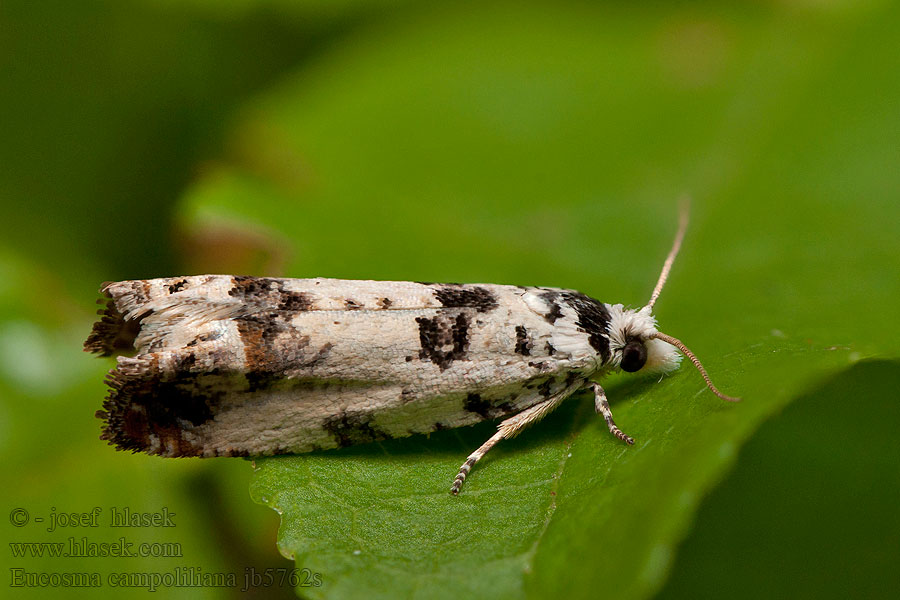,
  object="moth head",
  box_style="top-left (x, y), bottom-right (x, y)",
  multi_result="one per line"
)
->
top-left (606, 305), bottom-right (681, 374)
top-left (607, 199), bottom-right (739, 402)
